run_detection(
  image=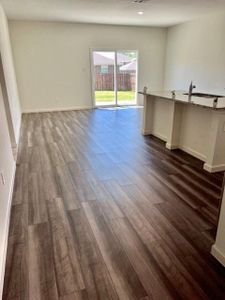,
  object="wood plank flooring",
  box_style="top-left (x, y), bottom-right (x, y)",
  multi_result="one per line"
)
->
top-left (3, 108), bottom-right (225, 300)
